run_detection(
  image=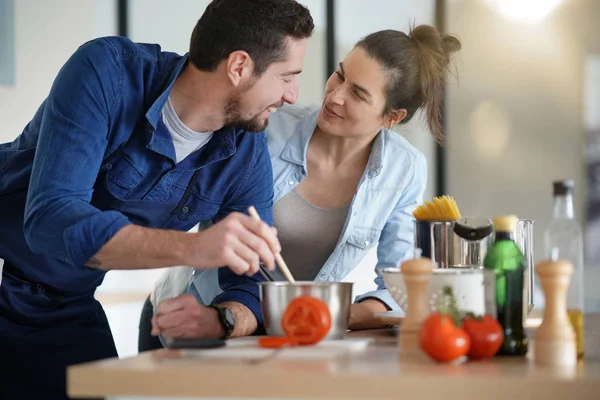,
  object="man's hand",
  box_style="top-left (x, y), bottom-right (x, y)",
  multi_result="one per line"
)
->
top-left (151, 294), bottom-right (223, 339)
top-left (188, 212), bottom-right (280, 276)
top-left (152, 294), bottom-right (259, 339)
